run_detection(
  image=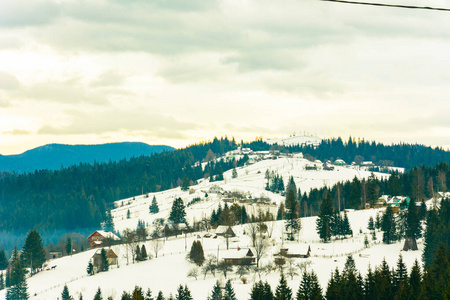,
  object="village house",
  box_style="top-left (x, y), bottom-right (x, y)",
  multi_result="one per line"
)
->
top-left (87, 230), bottom-right (120, 248)
top-left (222, 248), bottom-right (255, 265)
top-left (277, 245), bottom-right (311, 258)
top-left (92, 248), bottom-right (118, 270)
top-left (215, 226), bottom-right (236, 238)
